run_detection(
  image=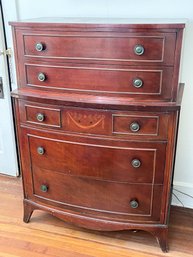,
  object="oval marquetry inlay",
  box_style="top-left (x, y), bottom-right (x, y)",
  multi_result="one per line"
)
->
top-left (67, 112), bottom-right (105, 129)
